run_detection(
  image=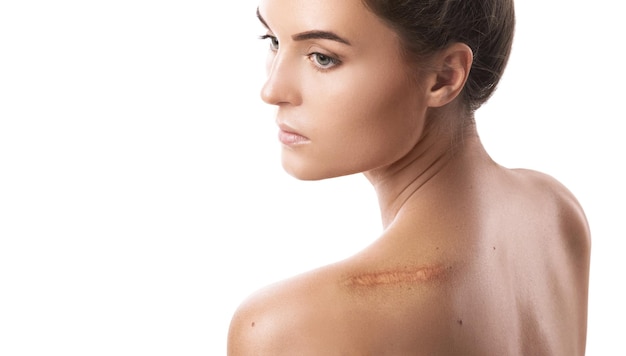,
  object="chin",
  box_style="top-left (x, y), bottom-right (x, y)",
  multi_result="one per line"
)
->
top-left (281, 152), bottom-right (320, 181)
top-left (283, 164), bottom-right (328, 181)
top-left (282, 160), bottom-right (360, 181)
top-left (280, 149), bottom-right (368, 181)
